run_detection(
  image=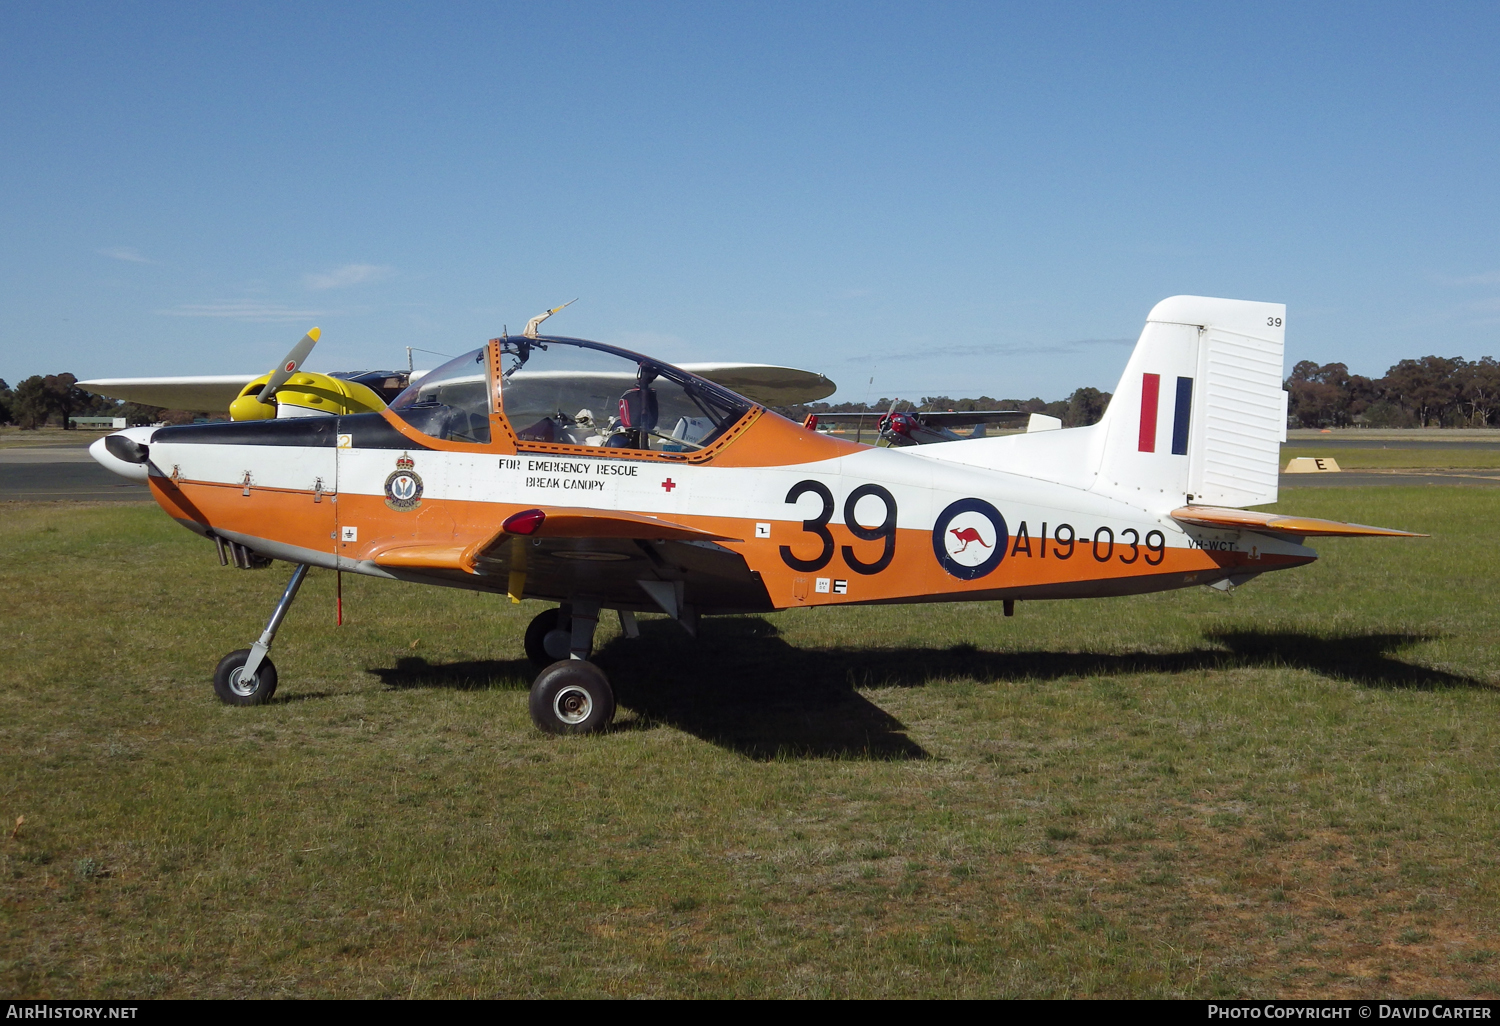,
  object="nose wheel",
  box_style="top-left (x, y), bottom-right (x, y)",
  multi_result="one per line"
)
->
top-left (213, 650), bottom-right (279, 705)
top-left (212, 561), bottom-right (308, 706)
